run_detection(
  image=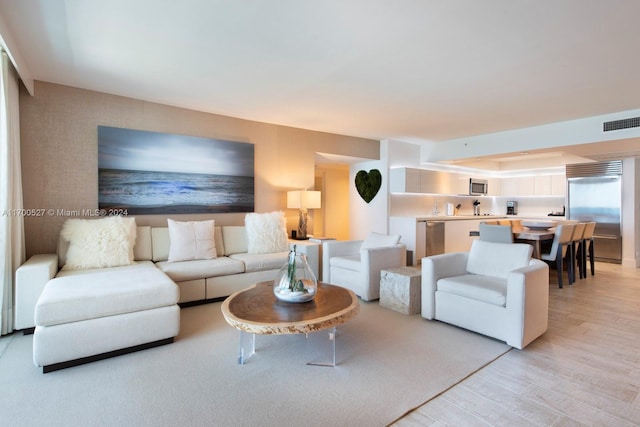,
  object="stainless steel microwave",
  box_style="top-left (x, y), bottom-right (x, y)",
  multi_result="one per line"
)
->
top-left (469, 178), bottom-right (488, 195)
